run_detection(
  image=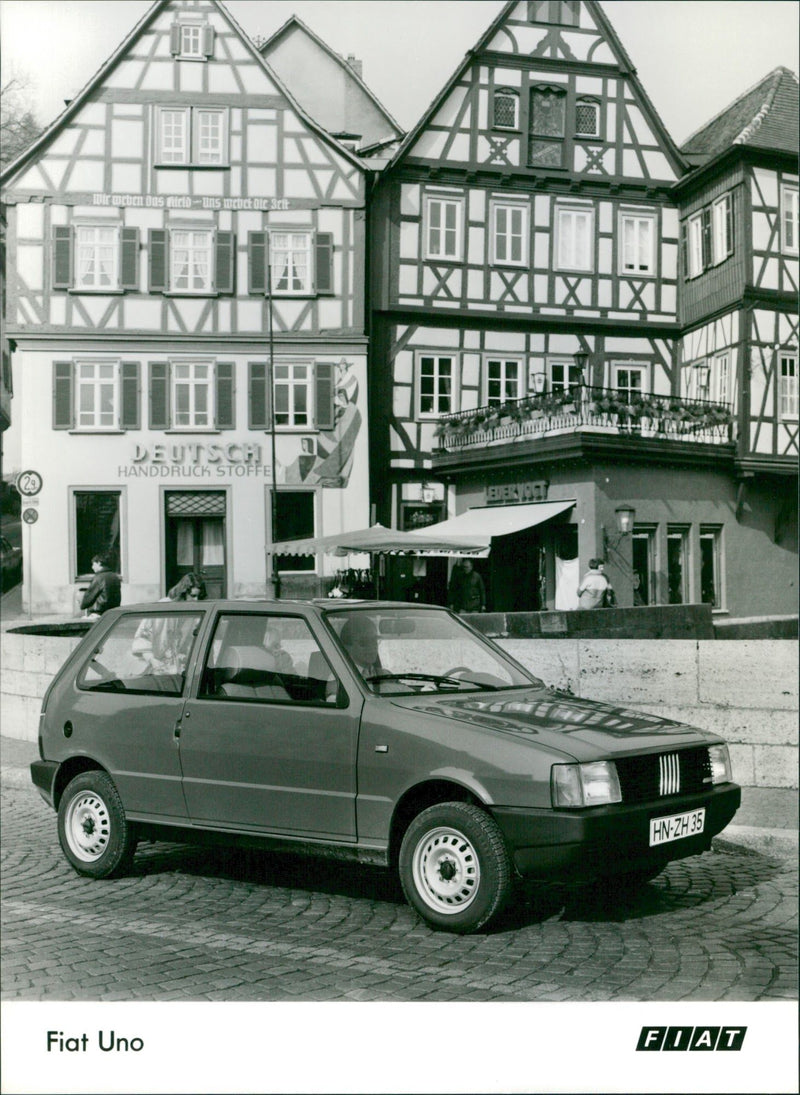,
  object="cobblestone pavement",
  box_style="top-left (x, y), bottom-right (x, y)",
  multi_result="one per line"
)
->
top-left (2, 786), bottom-right (796, 1003)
